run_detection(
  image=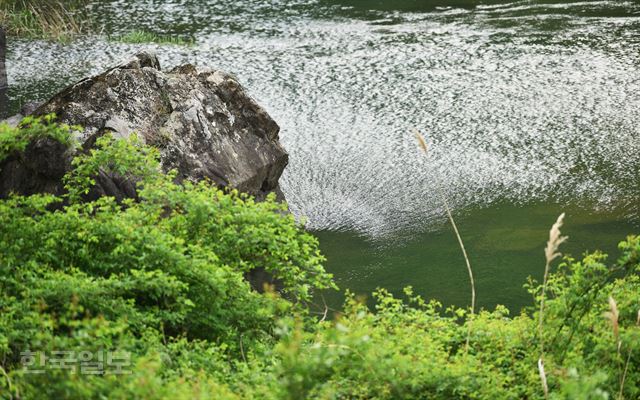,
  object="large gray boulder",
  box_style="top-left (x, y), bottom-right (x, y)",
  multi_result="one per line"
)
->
top-left (0, 52), bottom-right (288, 201)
